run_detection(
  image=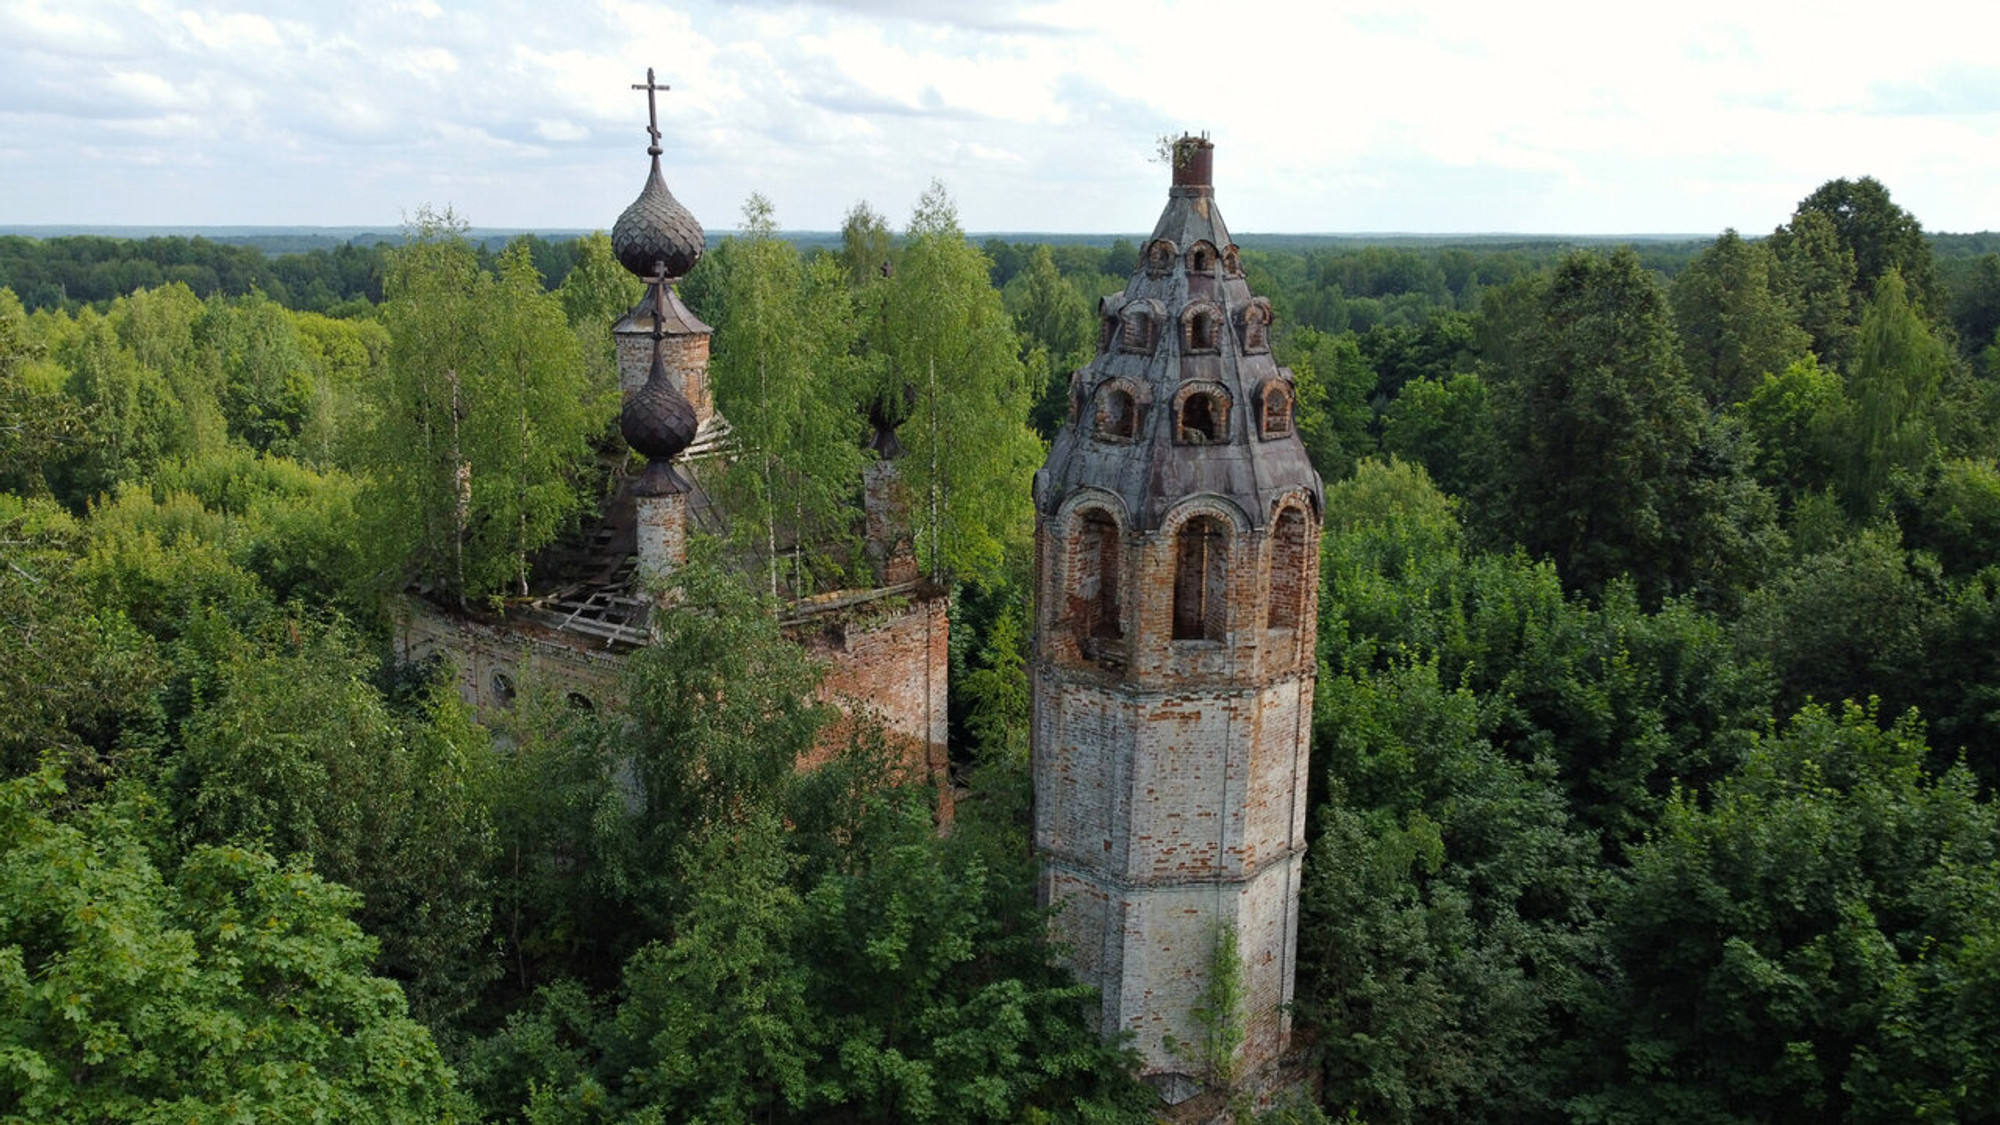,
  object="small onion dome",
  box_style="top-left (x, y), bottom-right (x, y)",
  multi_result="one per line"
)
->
top-left (612, 155), bottom-right (705, 281)
top-left (622, 345), bottom-right (698, 495)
